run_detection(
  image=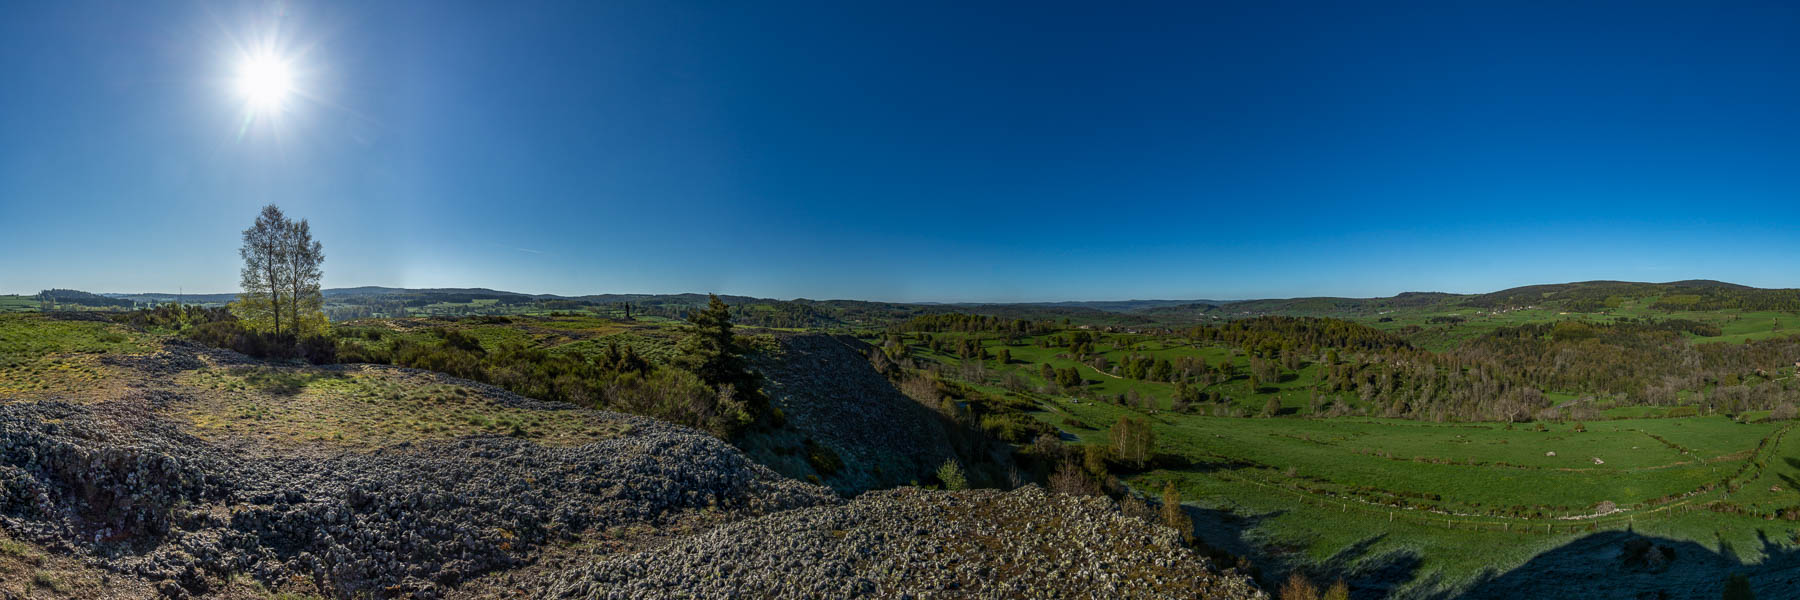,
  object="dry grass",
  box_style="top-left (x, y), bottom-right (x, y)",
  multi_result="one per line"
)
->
top-left (0, 354), bottom-right (135, 401)
top-left (0, 531), bottom-right (156, 598)
top-left (171, 364), bottom-right (630, 450)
